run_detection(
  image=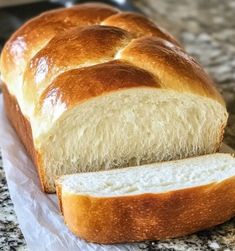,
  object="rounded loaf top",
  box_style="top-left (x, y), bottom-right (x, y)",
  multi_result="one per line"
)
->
top-left (0, 3), bottom-right (119, 94)
top-left (0, 2), bottom-right (225, 119)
